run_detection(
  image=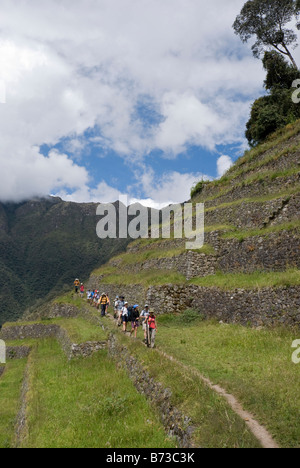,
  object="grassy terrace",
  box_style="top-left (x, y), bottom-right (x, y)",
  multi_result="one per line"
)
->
top-left (191, 119), bottom-right (300, 199)
top-left (217, 120), bottom-right (300, 181)
top-left (195, 166), bottom-right (300, 206)
top-left (0, 314), bottom-right (175, 448)
top-left (93, 266), bottom-right (300, 290)
top-left (220, 219), bottom-right (300, 241)
top-left (94, 244), bottom-right (217, 273)
top-left (155, 316), bottom-right (300, 448)
top-left (204, 185), bottom-right (299, 213)
top-left (1, 306), bottom-right (299, 448)
top-left (2, 315), bottom-right (107, 344)
top-left (22, 339), bottom-right (175, 448)
top-left (0, 359), bottom-right (28, 448)
top-left (100, 318), bottom-right (260, 448)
